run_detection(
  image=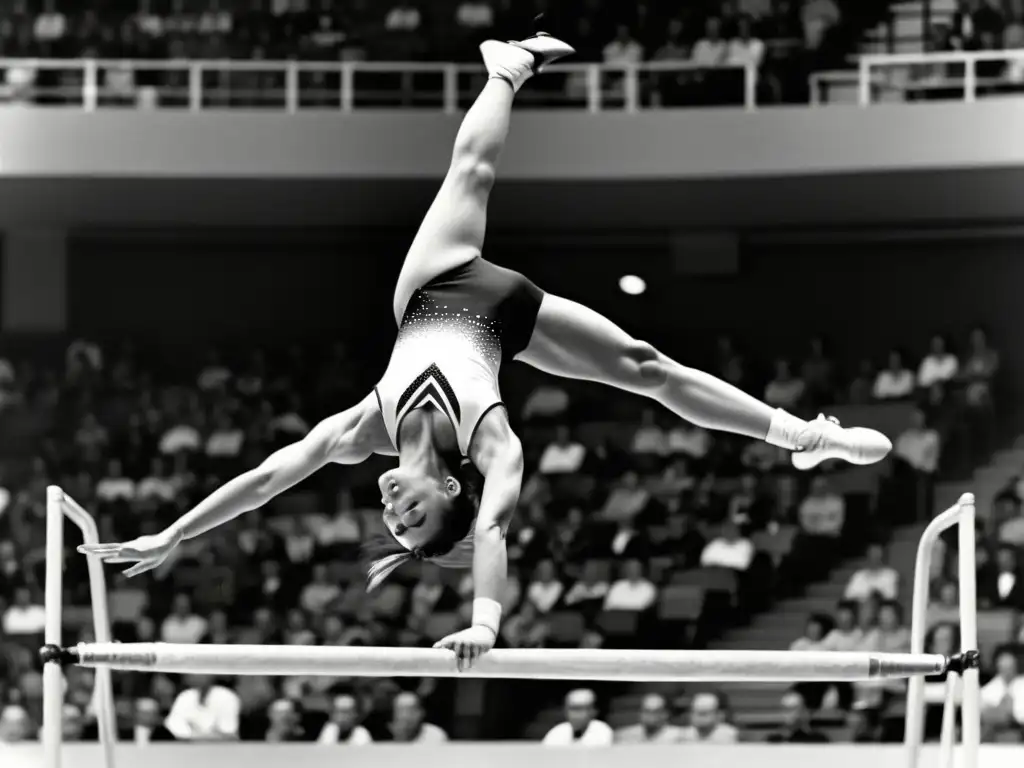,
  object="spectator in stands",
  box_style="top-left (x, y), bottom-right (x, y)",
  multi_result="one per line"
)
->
top-left (980, 648), bottom-right (1024, 742)
top-left (979, 545), bottom-right (1024, 610)
top-left (632, 408), bottom-right (668, 459)
top-left (206, 413), bottom-right (245, 462)
top-left (502, 600), bottom-right (550, 648)
top-left (299, 563), bottom-right (343, 613)
top-left (845, 542), bottom-right (900, 602)
top-left (792, 613), bottom-right (831, 652)
top-left (137, 457), bottom-right (178, 506)
top-left (454, 0), bottom-right (496, 56)
top-left (128, 698), bottom-right (175, 744)
top-left (603, 23), bottom-right (644, 65)
top-left (196, 350), bottom-right (232, 391)
top-left (0, 704), bottom-right (33, 743)
top-left (918, 334), bottom-right (959, 390)
top-left (160, 594), bottom-right (208, 644)
top-left (527, 559), bottom-right (564, 614)
top-left (96, 459), bottom-right (137, 506)
top-left (667, 420), bottom-right (713, 463)
top-left (564, 560), bottom-right (610, 617)
top-left (692, 16), bottom-right (728, 68)
top-left (962, 326), bottom-right (999, 409)
top-left (892, 408), bottom-right (941, 521)
top-left (2, 586), bottom-right (45, 637)
top-left (538, 425), bottom-right (586, 475)
top-left (61, 703), bottom-right (85, 743)
top-left (873, 350), bottom-right (916, 401)
top-left (389, 691), bottom-right (448, 743)
top-left (651, 17), bottom-right (690, 106)
top-left (265, 699), bottom-right (307, 742)
top-left (821, 602), bottom-right (863, 652)
top-left (801, 0), bottom-right (841, 53)
top-left (767, 690), bottom-right (830, 742)
top-left (764, 359), bottom-right (806, 410)
top-left (796, 476), bottom-right (846, 576)
top-left (616, 692), bottom-right (684, 743)
top-left (283, 608), bottom-right (317, 645)
top-left (599, 470), bottom-right (651, 523)
top-left (700, 519), bottom-right (754, 572)
top-left (521, 382), bottom-right (570, 423)
top-left (604, 559), bottom-right (657, 612)
top-left (679, 691), bottom-right (739, 743)
top-left (159, 415), bottom-right (202, 455)
top-left (164, 674), bottom-right (240, 741)
top-left (997, 494), bottom-right (1024, 546)
top-left (927, 581), bottom-right (961, 628)
top-left (318, 693), bottom-right (373, 744)
top-left (724, 15), bottom-right (765, 71)
top-left (542, 688), bottom-right (614, 746)
top-left (74, 413), bottom-right (109, 464)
